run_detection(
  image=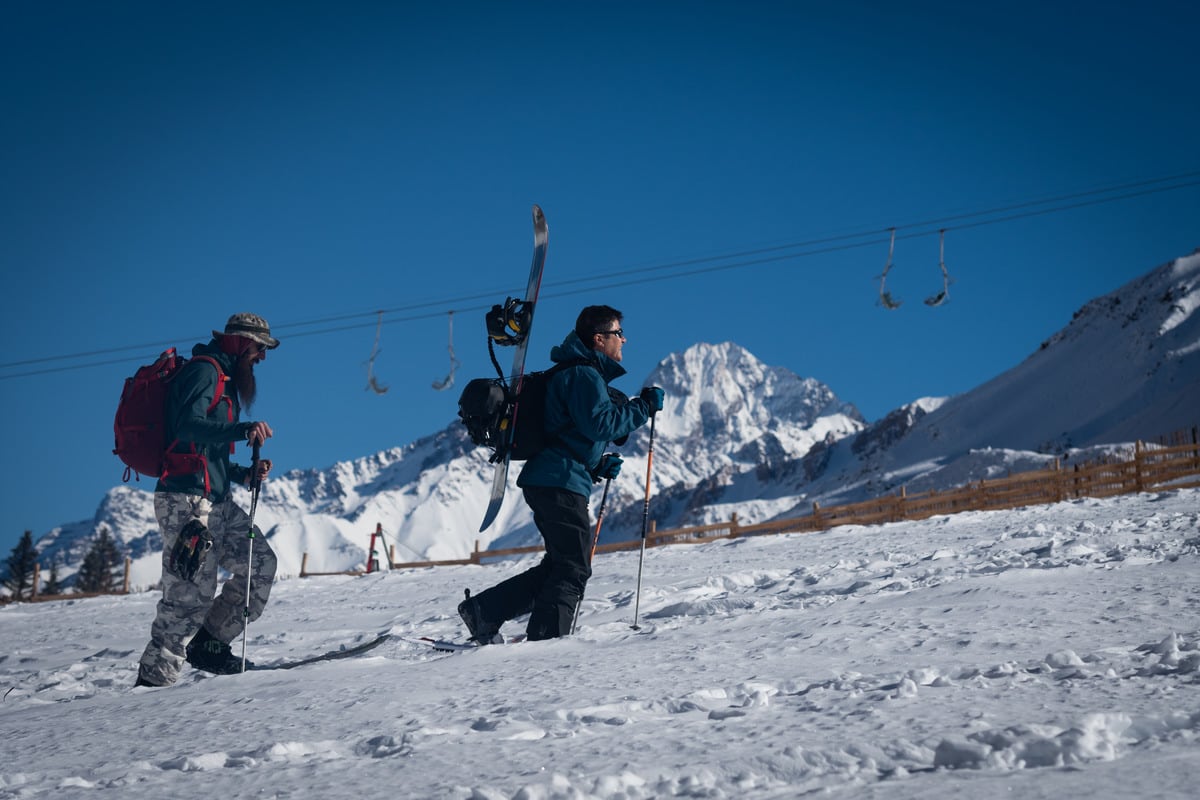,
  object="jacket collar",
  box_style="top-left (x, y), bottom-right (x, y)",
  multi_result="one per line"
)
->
top-left (192, 340), bottom-right (236, 373)
top-left (550, 332), bottom-right (626, 383)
